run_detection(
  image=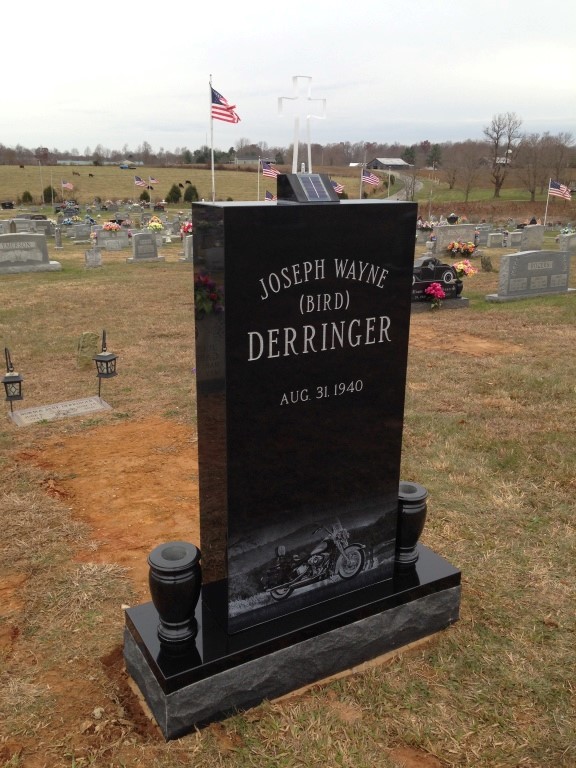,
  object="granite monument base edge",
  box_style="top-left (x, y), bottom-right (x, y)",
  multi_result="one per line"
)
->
top-left (485, 288), bottom-right (576, 303)
top-left (126, 257), bottom-right (166, 264)
top-left (124, 583), bottom-right (461, 740)
top-left (0, 261), bottom-right (62, 274)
